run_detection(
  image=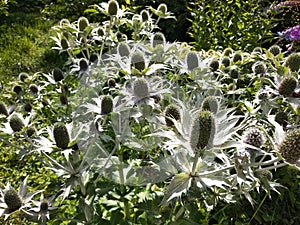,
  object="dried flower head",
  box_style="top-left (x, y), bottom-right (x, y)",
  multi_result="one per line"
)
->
top-left (279, 129), bottom-right (300, 164)
top-left (190, 111), bottom-right (216, 151)
top-left (285, 52), bottom-right (300, 72)
top-left (53, 122), bottom-right (70, 149)
top-left (164, 104), bottom-right (181, 127)
top-left (278, 76), bottom-right (297, 97)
